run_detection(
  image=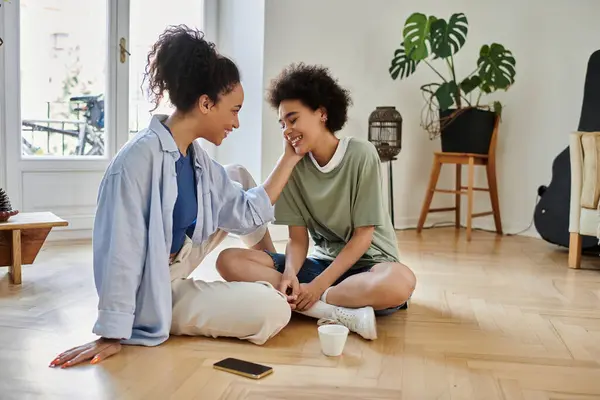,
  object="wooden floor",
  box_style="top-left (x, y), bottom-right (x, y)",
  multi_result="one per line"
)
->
top-left (1, 228), bottom-right (600, 399)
